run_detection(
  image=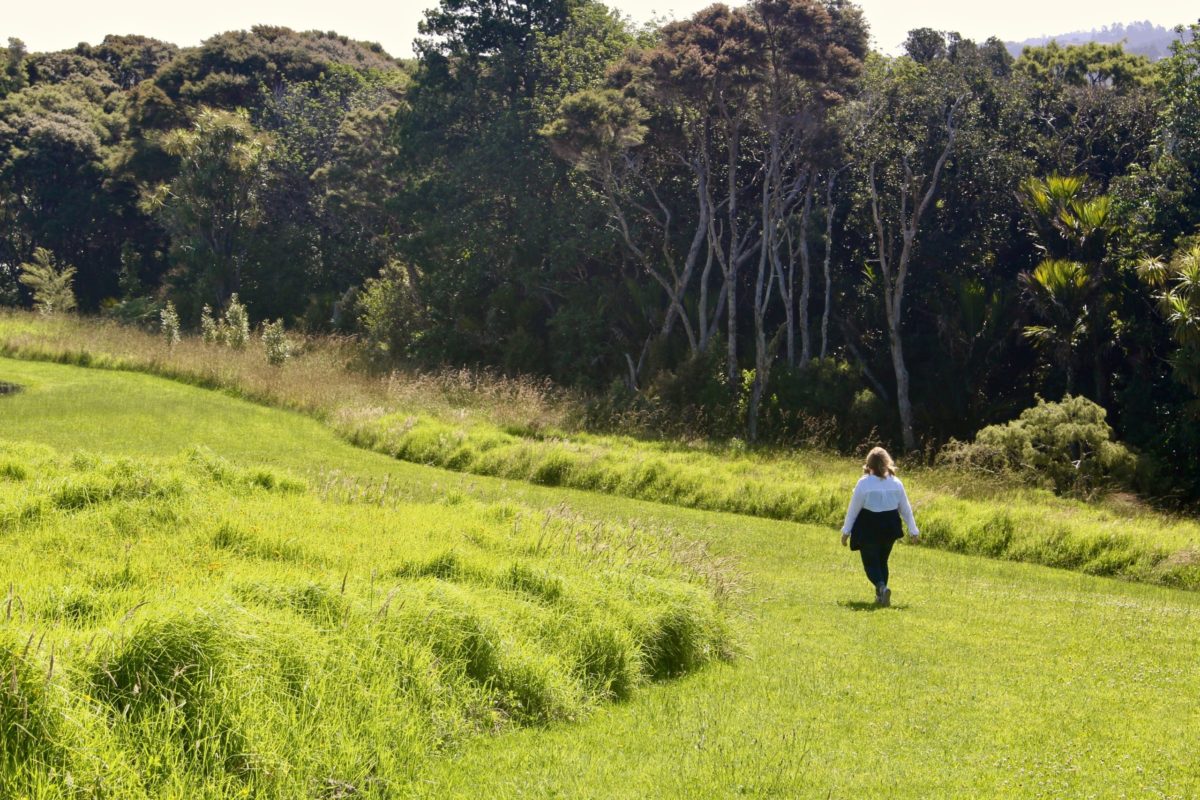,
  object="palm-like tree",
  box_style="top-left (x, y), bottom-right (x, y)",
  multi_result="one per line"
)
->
top-left (1020, 259), bottom-right (1089, 393)
top-left (1139, 243), bottom-right (1200, 393)
top-left (1019, 176), bottom-right (1116, 401)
